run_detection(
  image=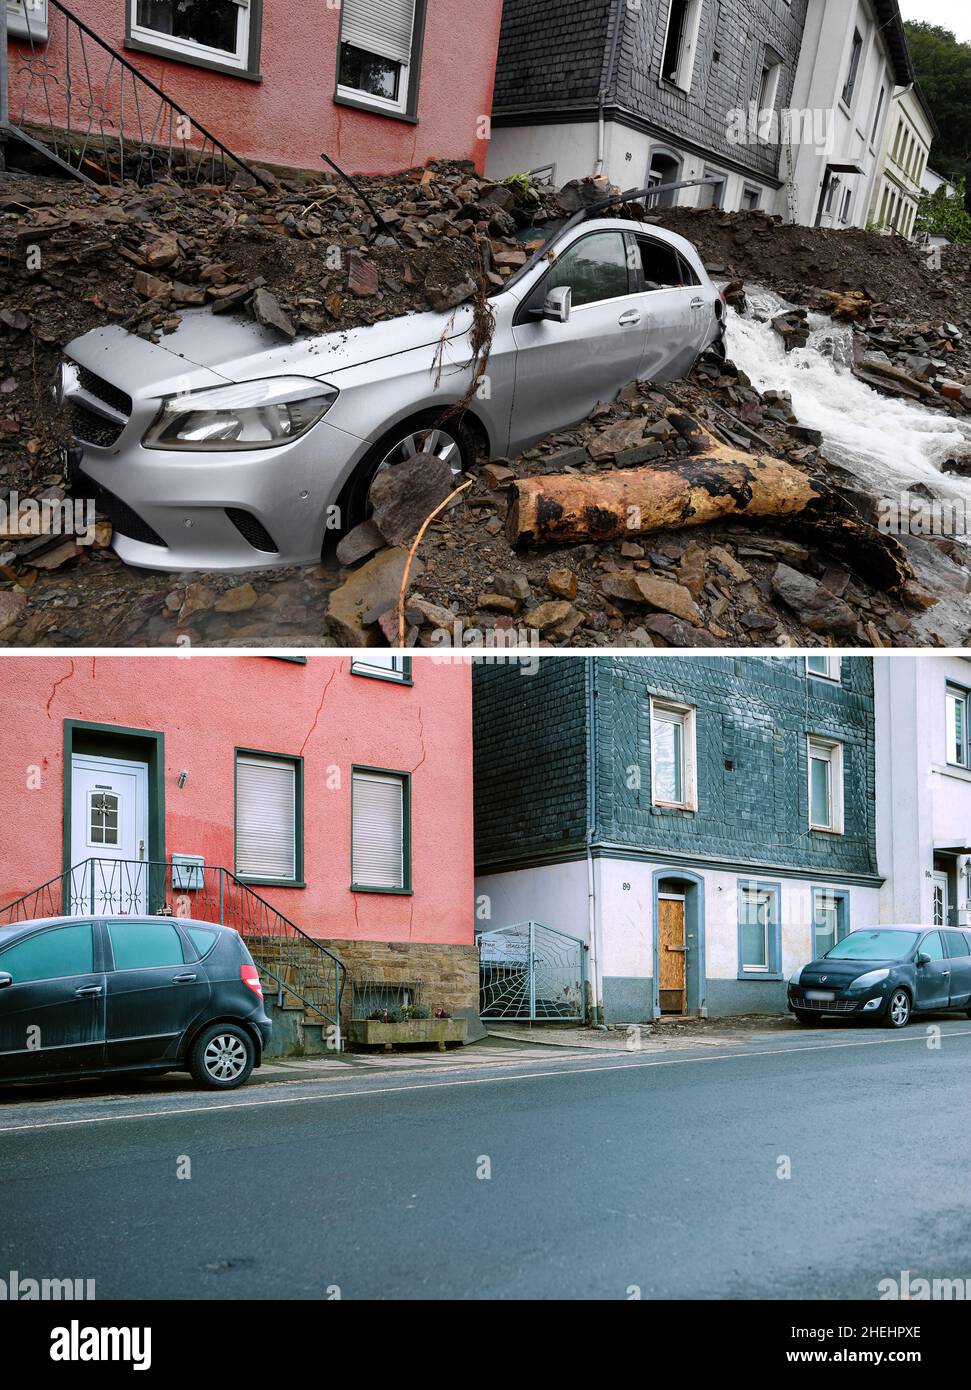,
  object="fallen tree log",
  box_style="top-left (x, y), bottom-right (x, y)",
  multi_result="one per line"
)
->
top-left (506, 440), bottom-right (912, 591)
